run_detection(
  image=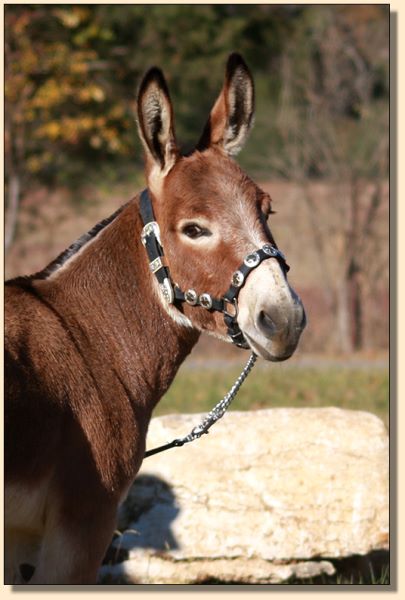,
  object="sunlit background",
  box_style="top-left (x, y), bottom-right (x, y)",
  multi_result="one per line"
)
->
top-left (5, 5), bottom-right (389, 423)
